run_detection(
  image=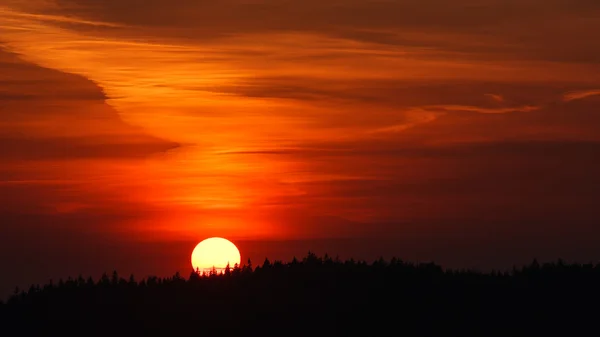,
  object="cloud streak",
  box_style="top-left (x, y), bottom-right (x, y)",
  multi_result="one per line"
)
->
top-left (563, 89), bottom-right (600, 102)
top-left (0, 0), bottom-right (599, 243)
top-left (0, 5), bottom-right (123, 27)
